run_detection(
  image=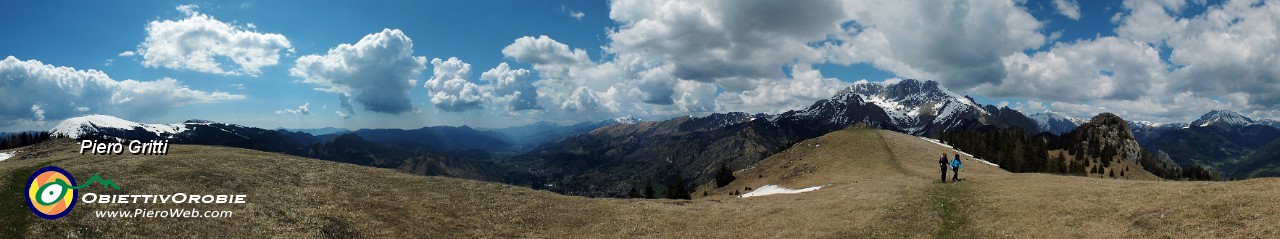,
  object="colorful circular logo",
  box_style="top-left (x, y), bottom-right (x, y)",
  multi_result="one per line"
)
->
top-left (26, 166), bottom-right (77, 220)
